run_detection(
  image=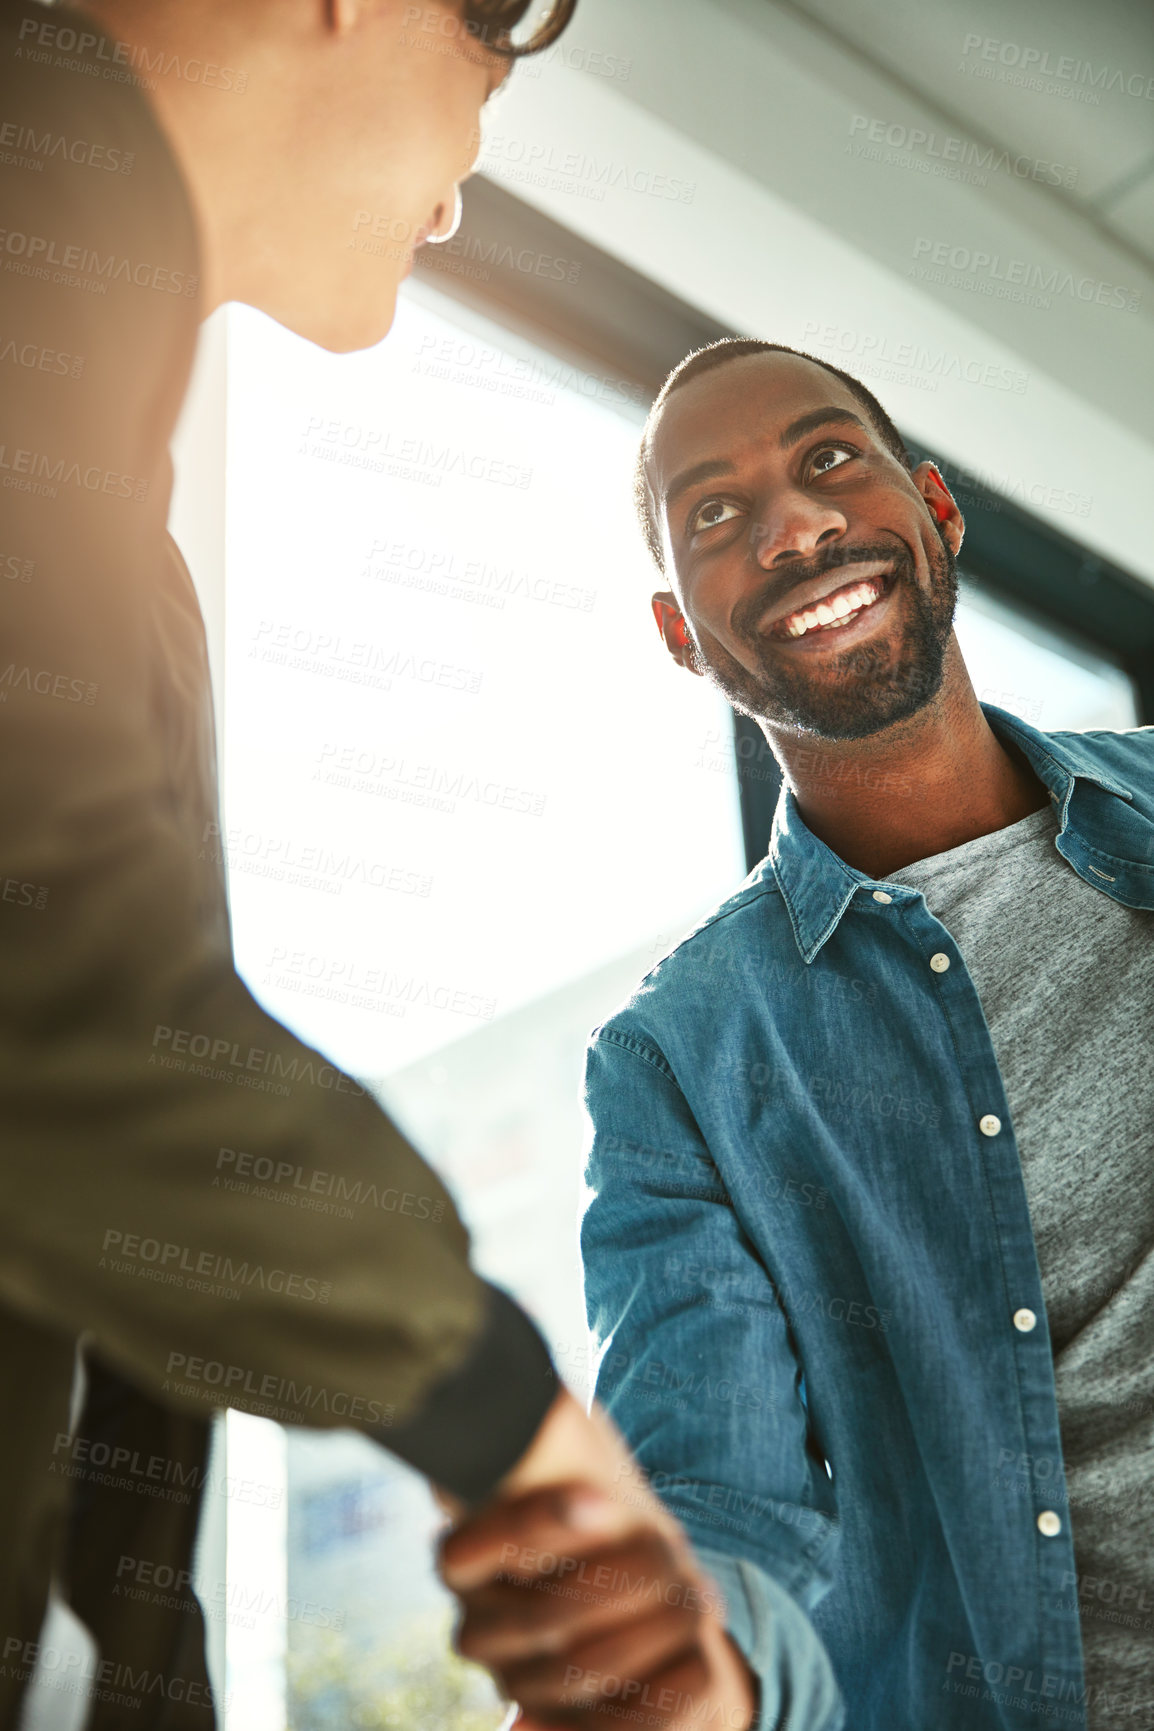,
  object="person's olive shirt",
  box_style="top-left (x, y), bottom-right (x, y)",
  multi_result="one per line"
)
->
top-left (0, 5), bottom-right (554, 1724)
